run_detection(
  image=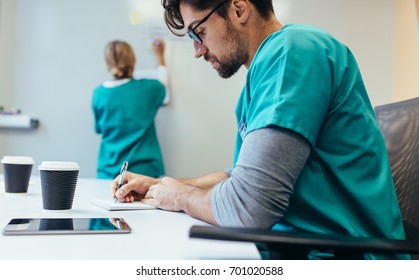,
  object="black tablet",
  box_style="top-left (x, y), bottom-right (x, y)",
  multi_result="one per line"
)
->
top-left (2, 218), bottom-right (131, 235)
